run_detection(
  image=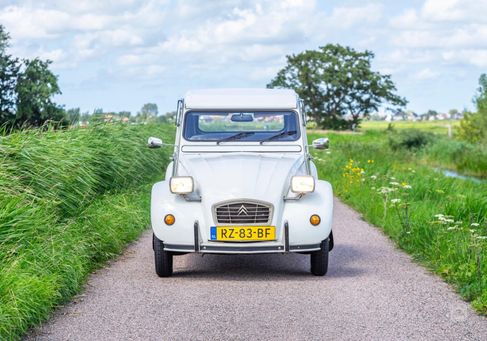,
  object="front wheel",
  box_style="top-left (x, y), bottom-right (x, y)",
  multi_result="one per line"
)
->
top-left (310, 238), bottom-right (329, 276)
top-left (153, 234), bottom-right (173, 277)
